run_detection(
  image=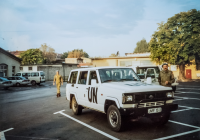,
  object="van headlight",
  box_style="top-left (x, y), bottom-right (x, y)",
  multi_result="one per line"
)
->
top-left (122, 94), bottom-right (133, 103)
top-left (166, 92), bottom-right (174, 98)
top-left (126, 95), bottom-right (133, 102)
